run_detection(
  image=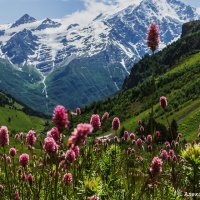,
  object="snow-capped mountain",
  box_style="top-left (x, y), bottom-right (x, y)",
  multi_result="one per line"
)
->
top-left (10, 14), bottom-right (36, 28)
top-left (0, 0), bottom-right (199, 113)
